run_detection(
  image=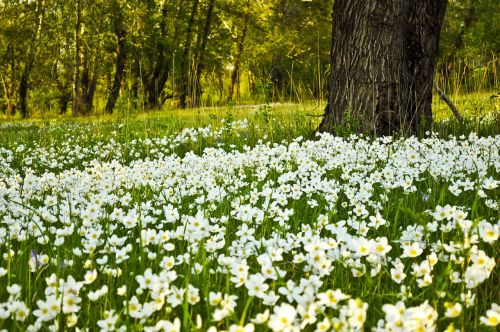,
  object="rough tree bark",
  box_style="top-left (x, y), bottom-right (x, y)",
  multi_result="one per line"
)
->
top-left (105, 0), bottom-right (127, 114)
top-left (319, 0), bottom-right (448, 136)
